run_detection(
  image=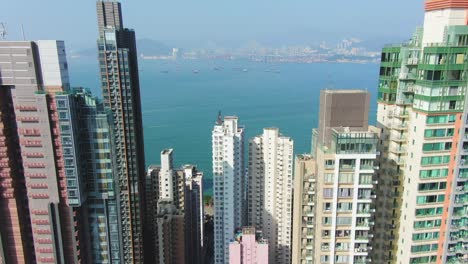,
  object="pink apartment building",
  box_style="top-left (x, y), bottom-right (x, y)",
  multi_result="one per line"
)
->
top-left (229, 227), bottom-right (269, 264)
